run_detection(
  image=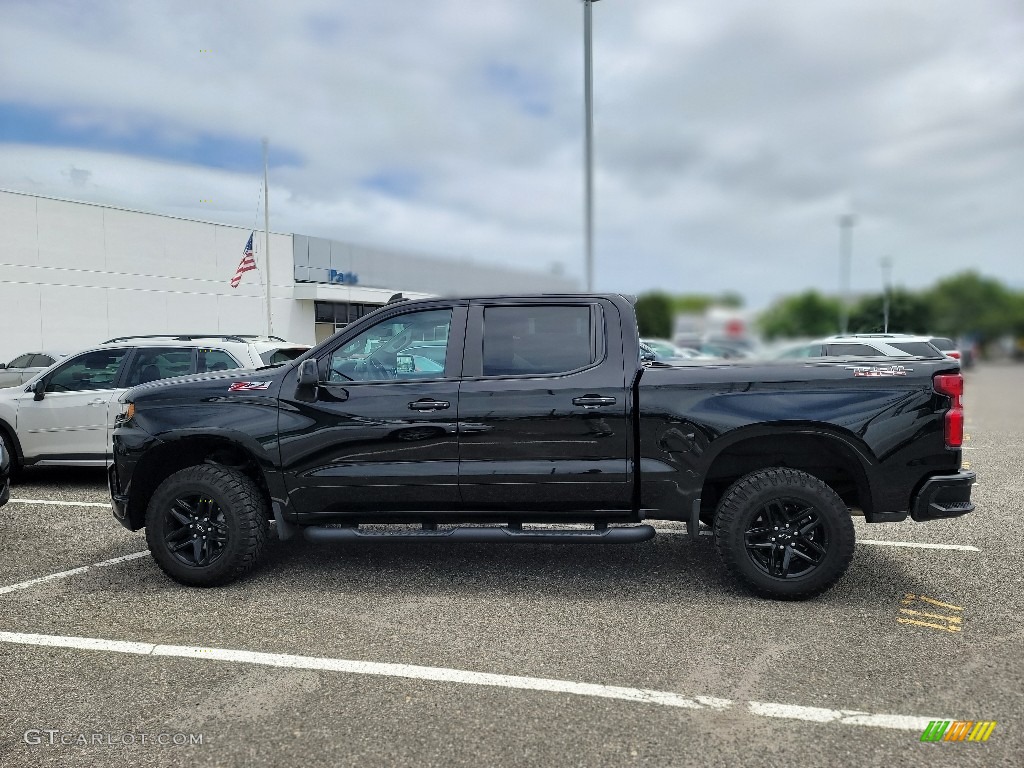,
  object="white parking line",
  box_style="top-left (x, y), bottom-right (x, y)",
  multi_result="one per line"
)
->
top-left (856, 540), bottom-right (979, 552)
top-left (653, 529), bottom-right (979, 551)
top-left (0, 630), bottom-right (935, 732)
top-left (7, 498), bottom-right (110, 508)
top-left (0, 552), bottom-right (148, 595)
